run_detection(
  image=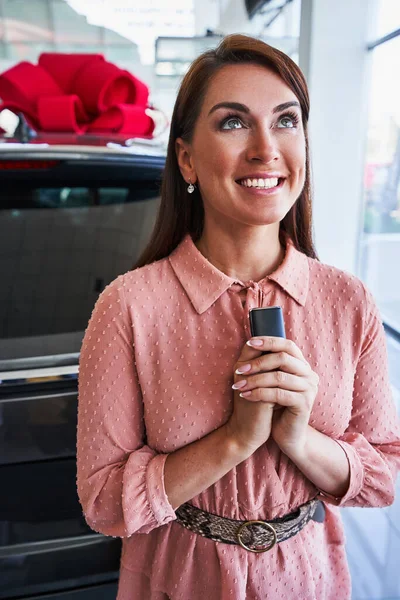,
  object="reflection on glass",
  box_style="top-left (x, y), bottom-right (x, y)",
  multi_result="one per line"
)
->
top-left (359, 34), bottom-right (400, 332)
top-left (0, 0), bottom-right (140, 63)
top-left (0, 185), bottom-right (159, 359)
top-left (374, 0), bottom-right (400, 40)
top-left (4, 0), bottom-right (51, 41)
